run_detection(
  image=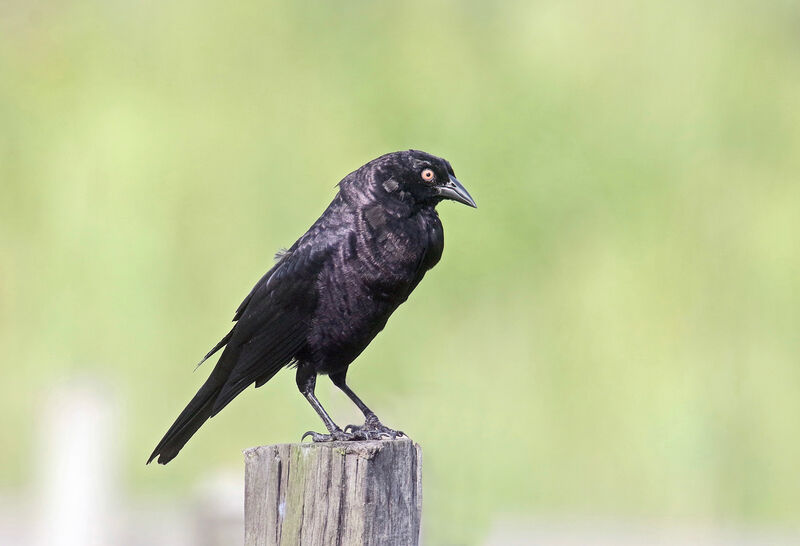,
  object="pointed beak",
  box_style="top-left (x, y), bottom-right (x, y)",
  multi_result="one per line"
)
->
top-left (437, 175), bottom-right (477, 208)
